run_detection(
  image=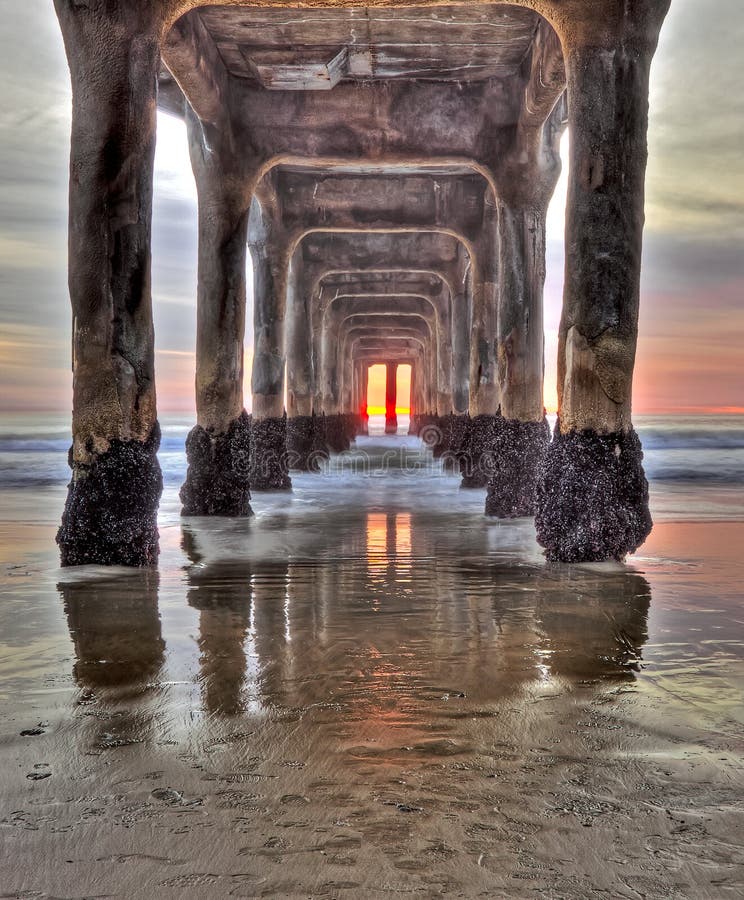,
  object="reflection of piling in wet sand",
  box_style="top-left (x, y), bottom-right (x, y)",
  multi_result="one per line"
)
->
top-left (59, 572), bottom-right (164, 689)
top-left (534, 570), bottom-right (651, 680)
top-left (183, 524), bottom-right (253, 714)
top-left (184, 523), bottom-right (300, 713)
top-left (187, 576), bottom-right (252, 717)
top-left (177, 510), bottom-right (652, 731)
